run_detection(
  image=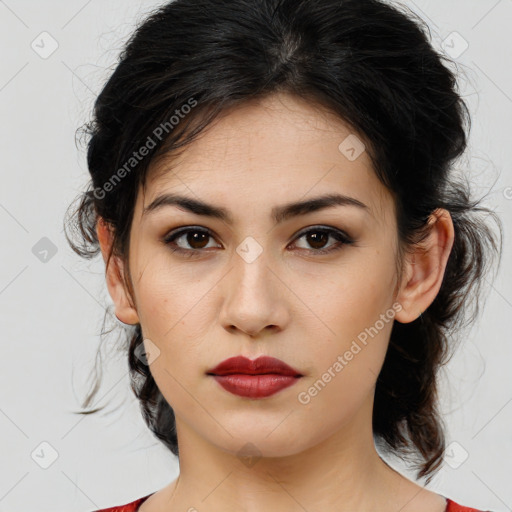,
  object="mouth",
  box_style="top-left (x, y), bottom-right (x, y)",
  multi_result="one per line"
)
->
top-left (206, 355), bottom-right (303, 399)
